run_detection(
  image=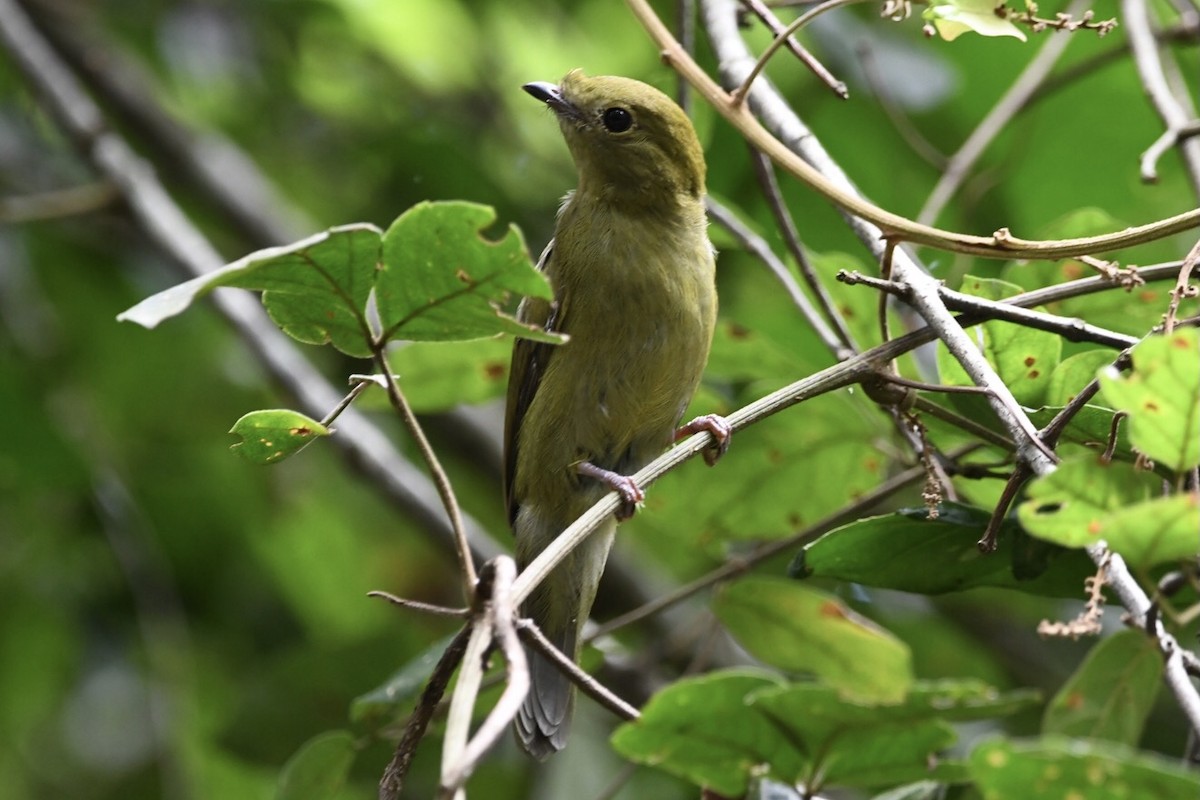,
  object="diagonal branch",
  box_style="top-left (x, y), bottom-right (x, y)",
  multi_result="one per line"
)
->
top-left (1123, 0), bottom-right (1200, 197)
top-left (628, 0), bottom-right (1200, 259)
